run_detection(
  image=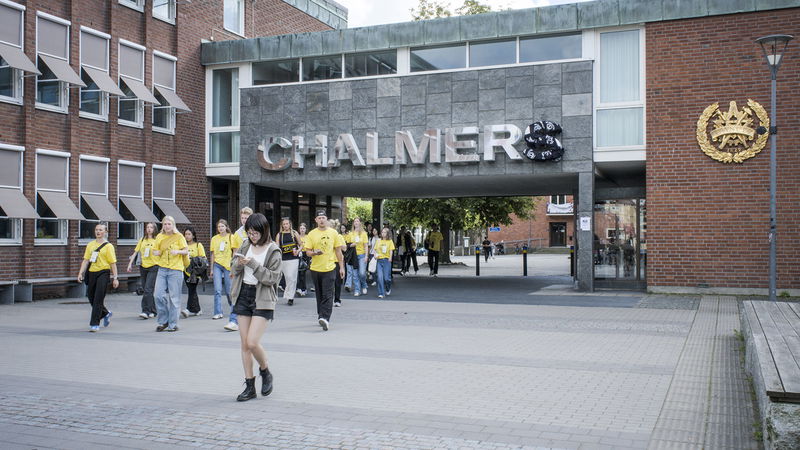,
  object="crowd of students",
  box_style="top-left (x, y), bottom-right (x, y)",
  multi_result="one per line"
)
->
top-left (75, 208), bottom-right (446, 401)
